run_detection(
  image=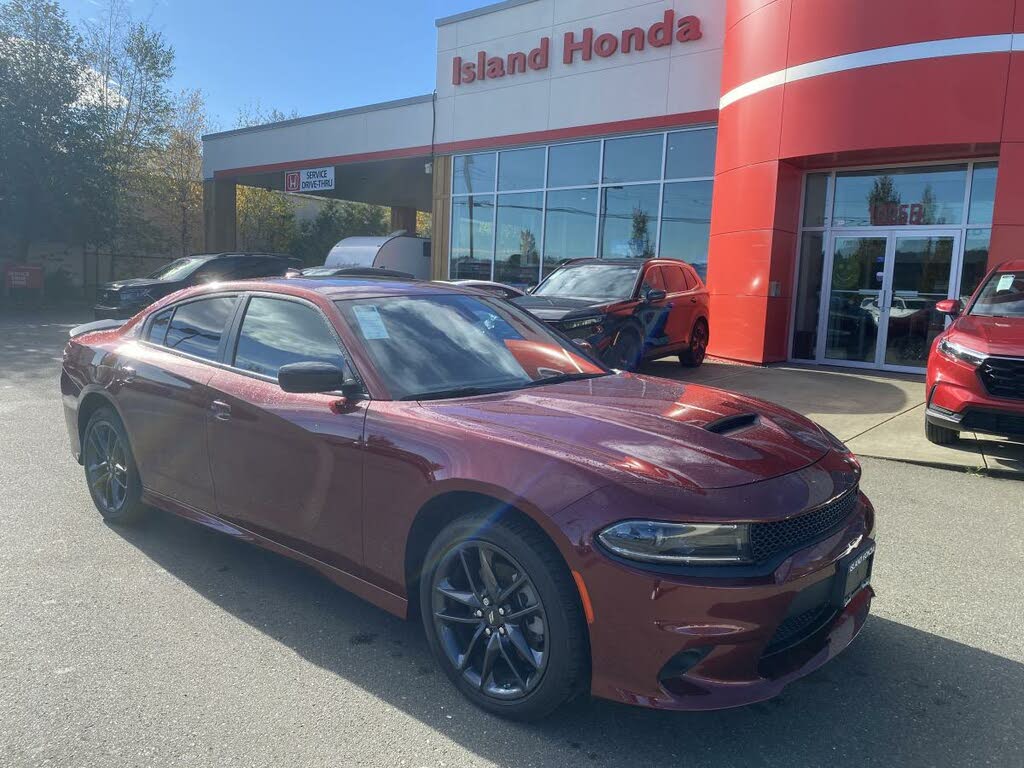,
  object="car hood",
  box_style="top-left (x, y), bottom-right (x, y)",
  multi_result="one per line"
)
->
top-left (103, 278), bottom-right (165, 291)
top-left (512, 295), bottom-right (615, 322)
top-left (419, 374), bottom-right (834, 490)
top-left (952, 315), bottom-right (1024, 357)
